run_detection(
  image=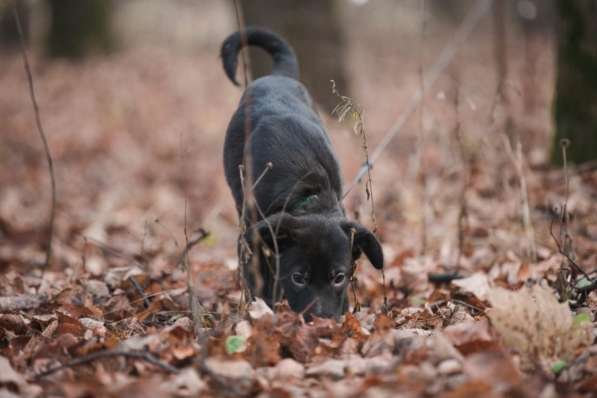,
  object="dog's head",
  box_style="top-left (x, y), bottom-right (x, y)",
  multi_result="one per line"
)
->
top-left (245, 213), bottom-right (383, 318)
